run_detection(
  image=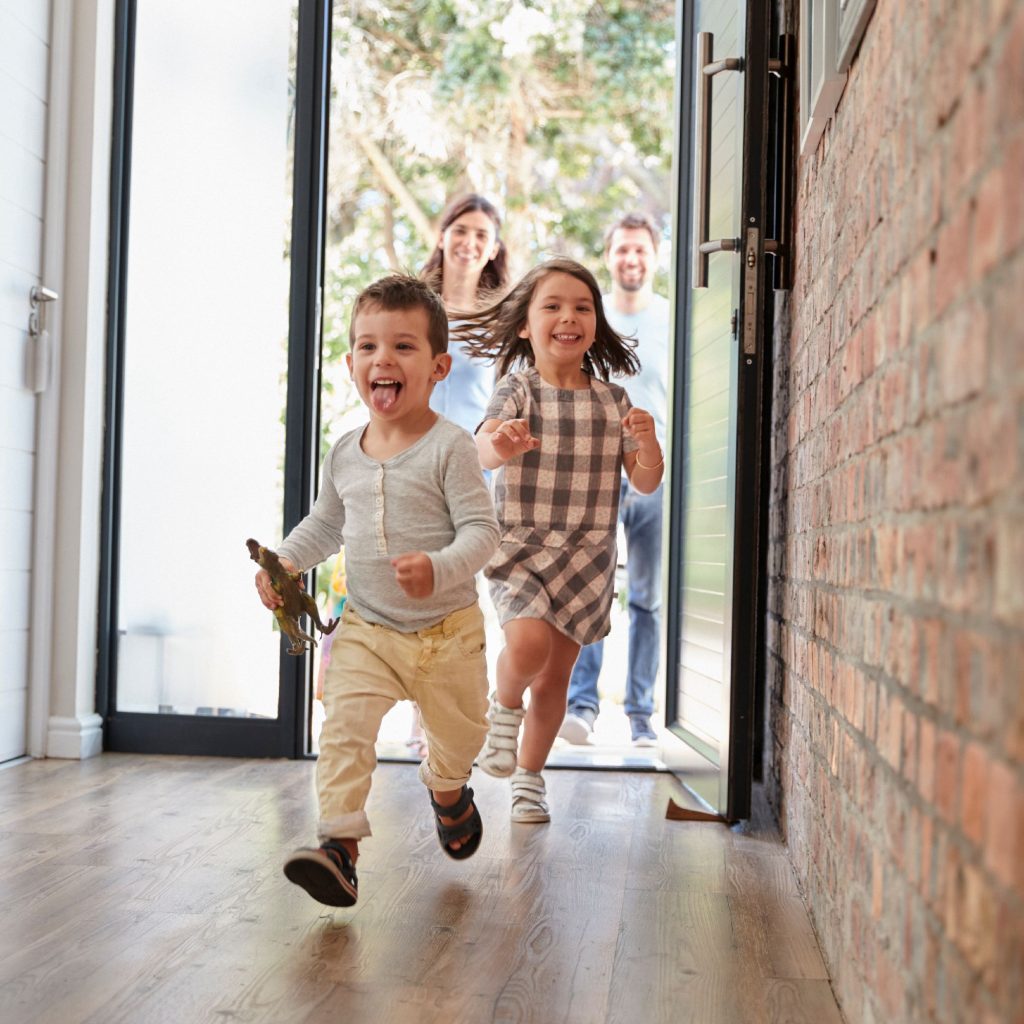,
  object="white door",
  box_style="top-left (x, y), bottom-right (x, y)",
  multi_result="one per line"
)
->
top-left (0, 0), bottom-right (51, 762)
